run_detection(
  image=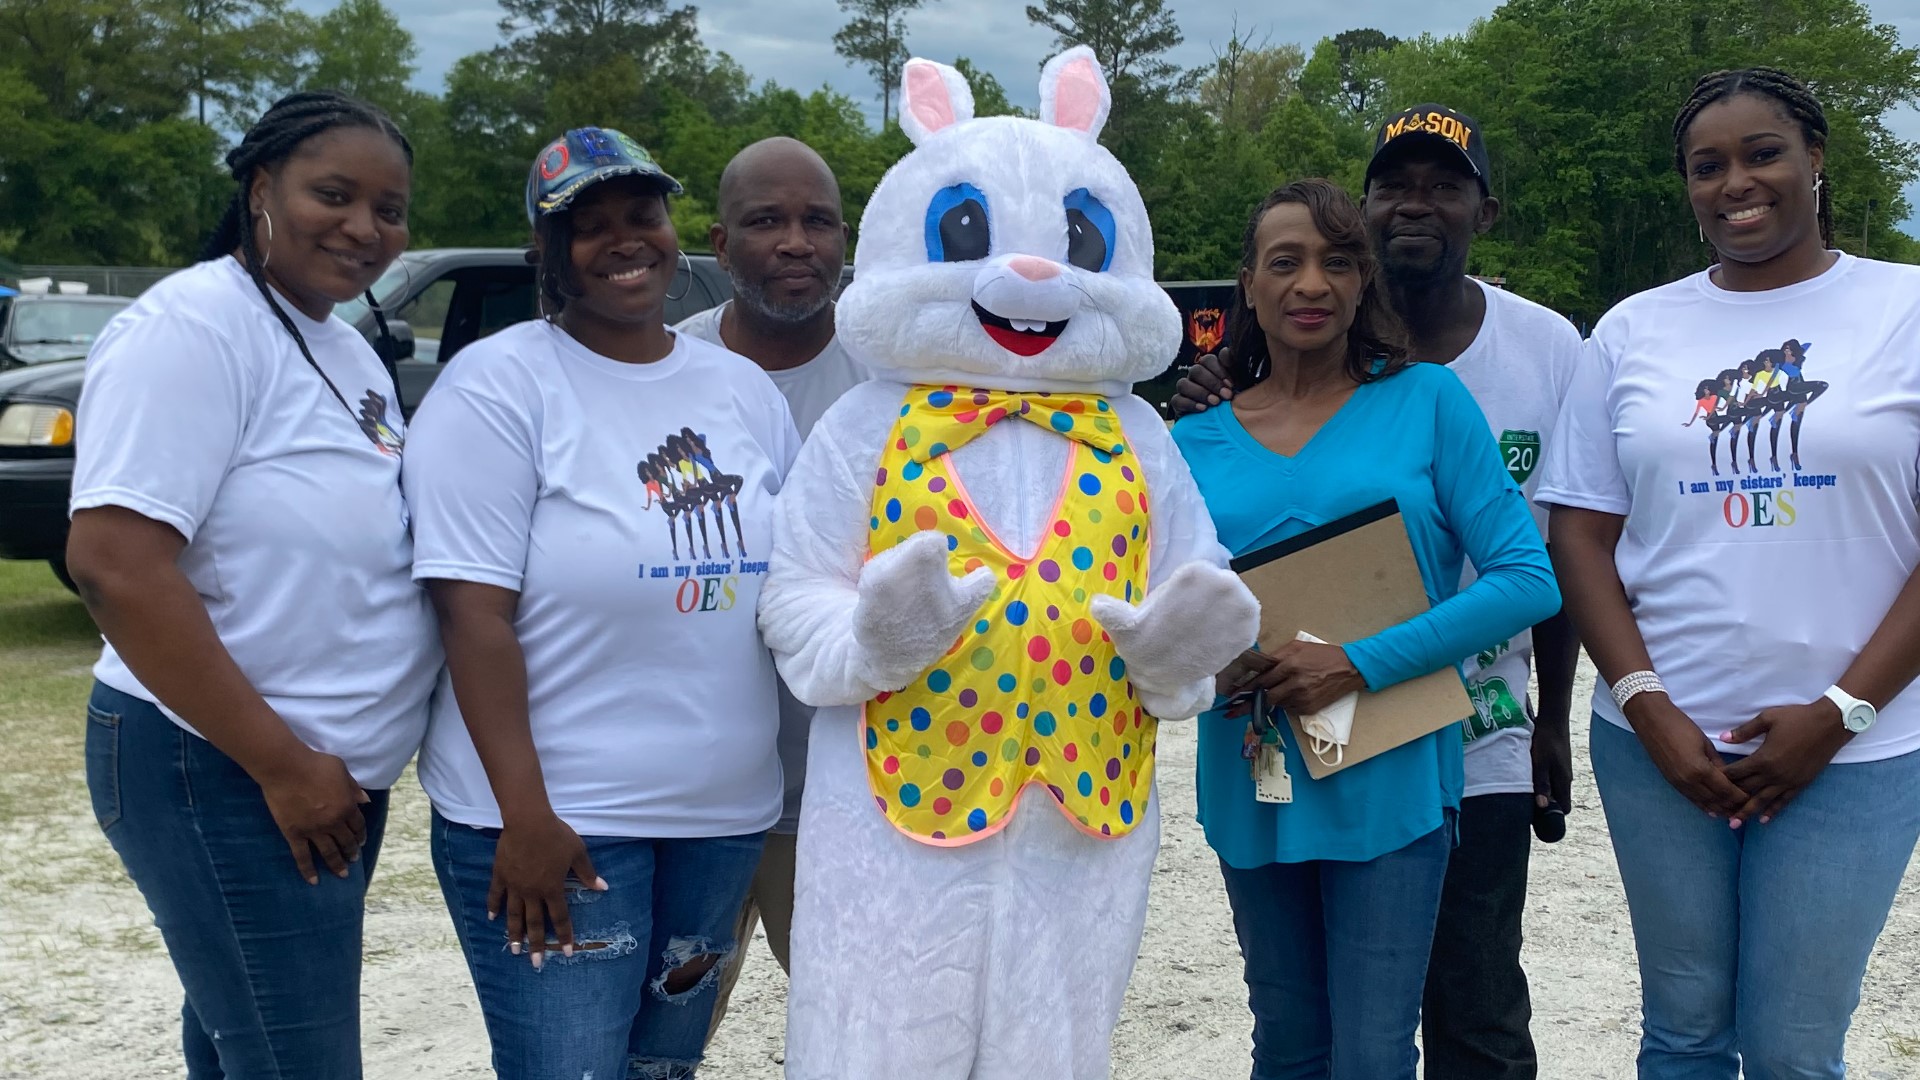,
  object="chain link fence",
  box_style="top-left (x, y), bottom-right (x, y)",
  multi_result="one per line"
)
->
top-left (17, 265), bottom-right (179, 298)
